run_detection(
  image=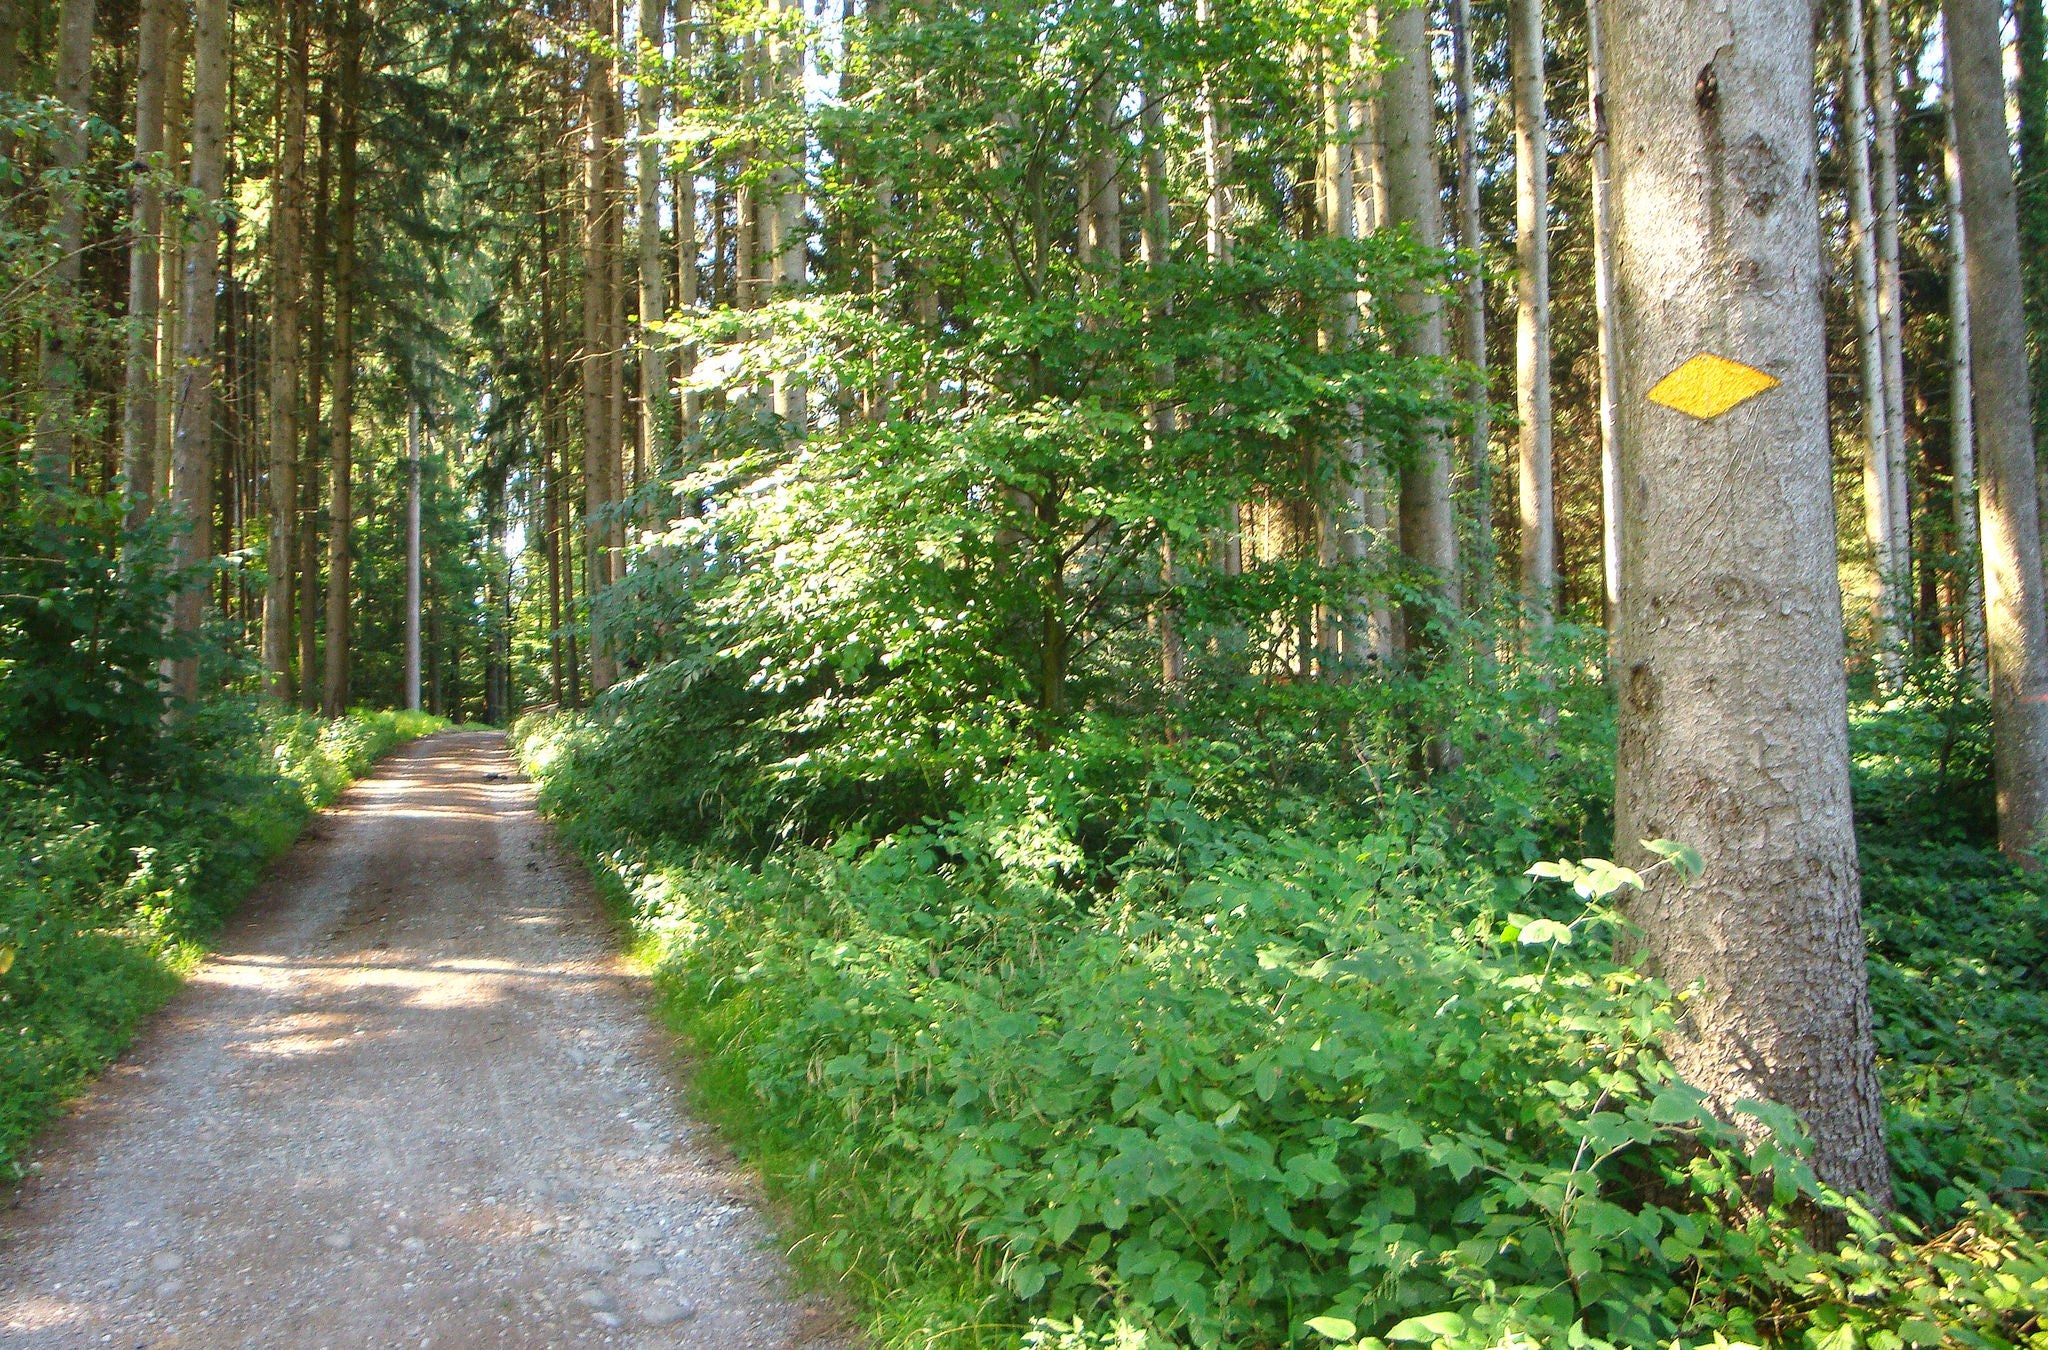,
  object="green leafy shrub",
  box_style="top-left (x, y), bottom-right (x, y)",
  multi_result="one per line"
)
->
top-left (0, 702), bottom-right (443, 1171)
top-left (520, 707), bottom-right (2048, 1350)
